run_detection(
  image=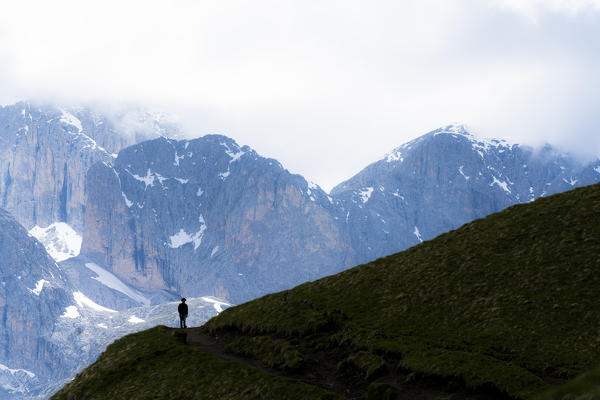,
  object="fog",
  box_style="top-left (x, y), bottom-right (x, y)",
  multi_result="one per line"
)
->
top-left (1, 0), bottom-right (599, 190)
